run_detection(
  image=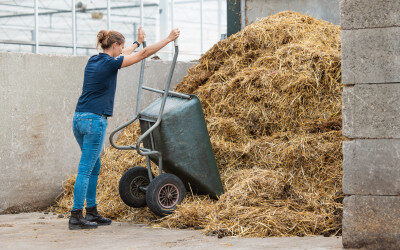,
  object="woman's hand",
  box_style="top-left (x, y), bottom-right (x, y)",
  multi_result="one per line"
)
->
top-left (121, 28), bottom-right (179, 68)
top-left (137, 26), bottom-right (146, 44)
top-left (167, 28), bottom-right (180, 42)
